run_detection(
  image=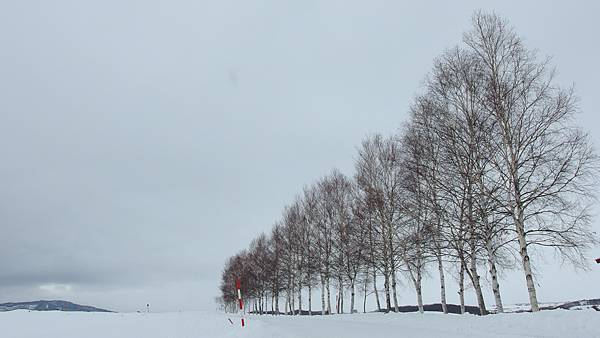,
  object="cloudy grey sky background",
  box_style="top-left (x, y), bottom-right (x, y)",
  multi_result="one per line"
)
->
top-left (1, 1), bottom-right (599, 312)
